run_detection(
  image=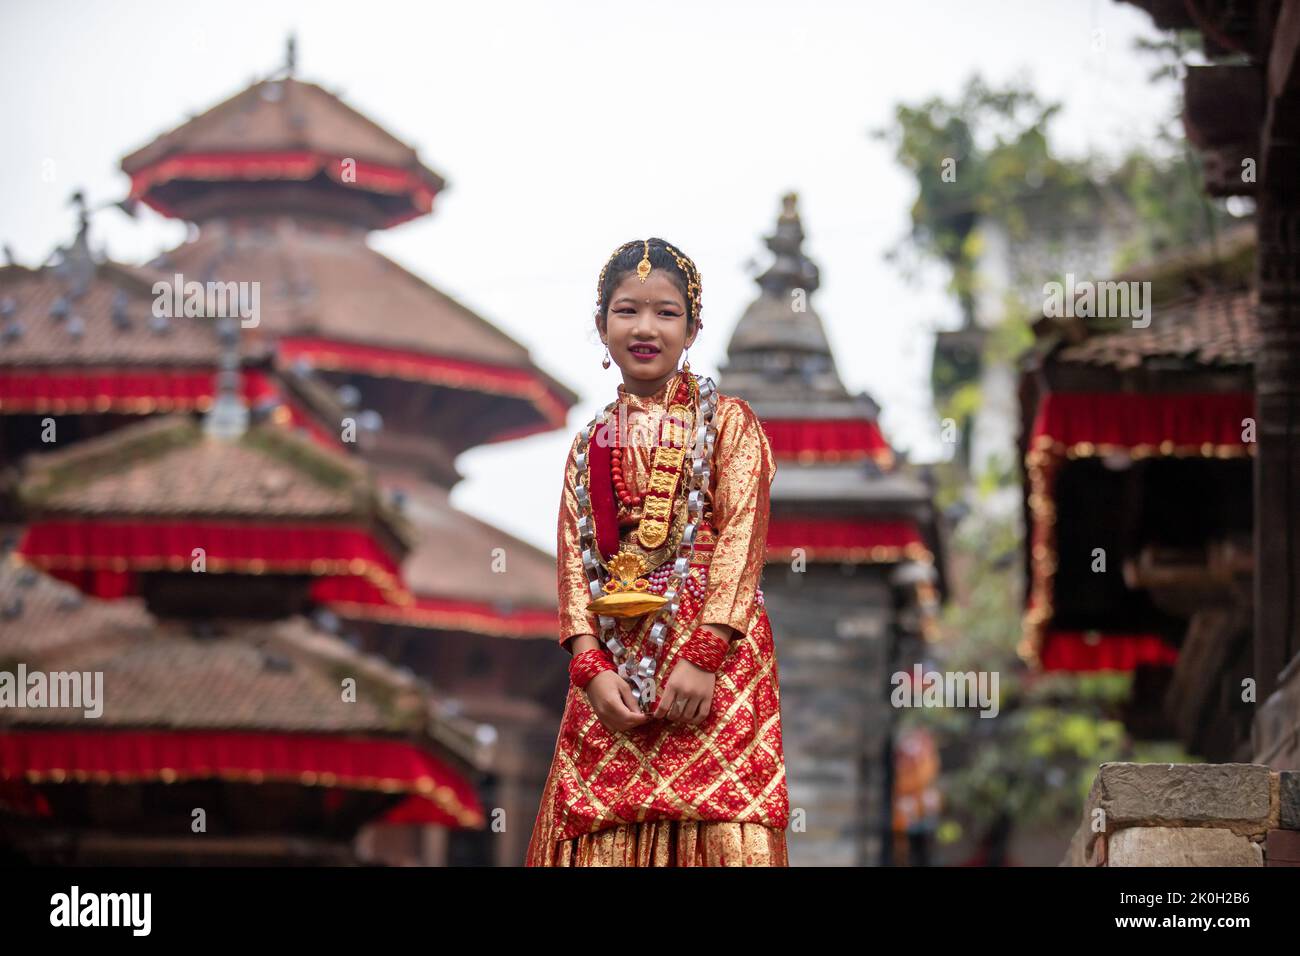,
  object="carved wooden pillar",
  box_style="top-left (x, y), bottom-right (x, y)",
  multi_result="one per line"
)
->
top-left (1253, 194), bottom-right (1300, 700)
